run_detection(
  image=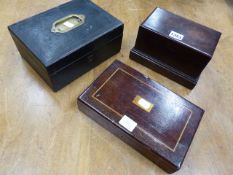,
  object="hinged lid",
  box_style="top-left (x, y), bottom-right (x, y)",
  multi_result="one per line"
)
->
top-left (142, 8), bottom-right (221, 57)
top-left (8, 0), bottom-right (123, 74)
